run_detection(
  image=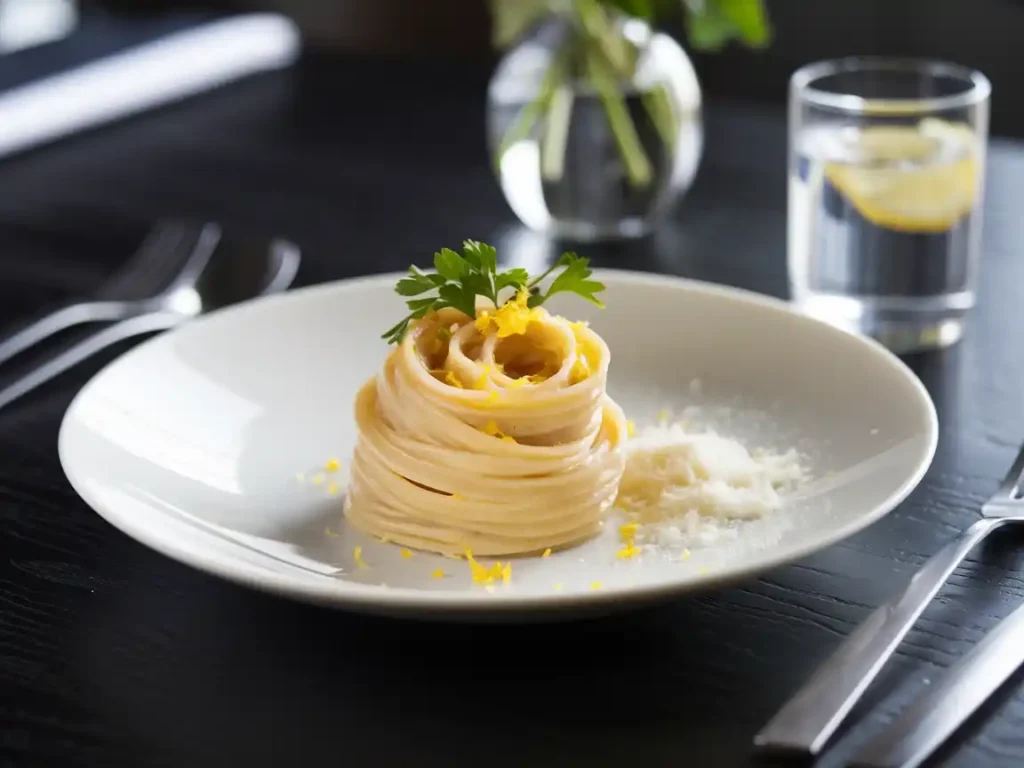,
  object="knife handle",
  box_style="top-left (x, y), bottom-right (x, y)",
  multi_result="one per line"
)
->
top-left (754, 516), bottom-right (1006, 755)
top-left (852, 601), bottom-right (1024, 768)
